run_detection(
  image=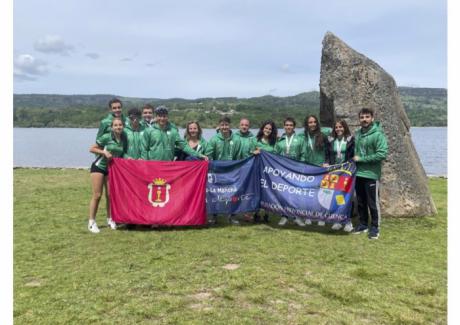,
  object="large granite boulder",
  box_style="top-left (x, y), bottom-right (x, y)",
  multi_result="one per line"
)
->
top-left (319, 32), bottom-right (436, 217)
